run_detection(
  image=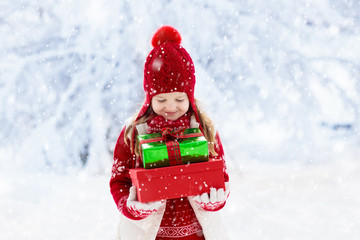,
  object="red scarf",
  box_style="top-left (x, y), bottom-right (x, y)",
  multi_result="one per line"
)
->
top-left (147, 113), bottom-right (191, 134)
